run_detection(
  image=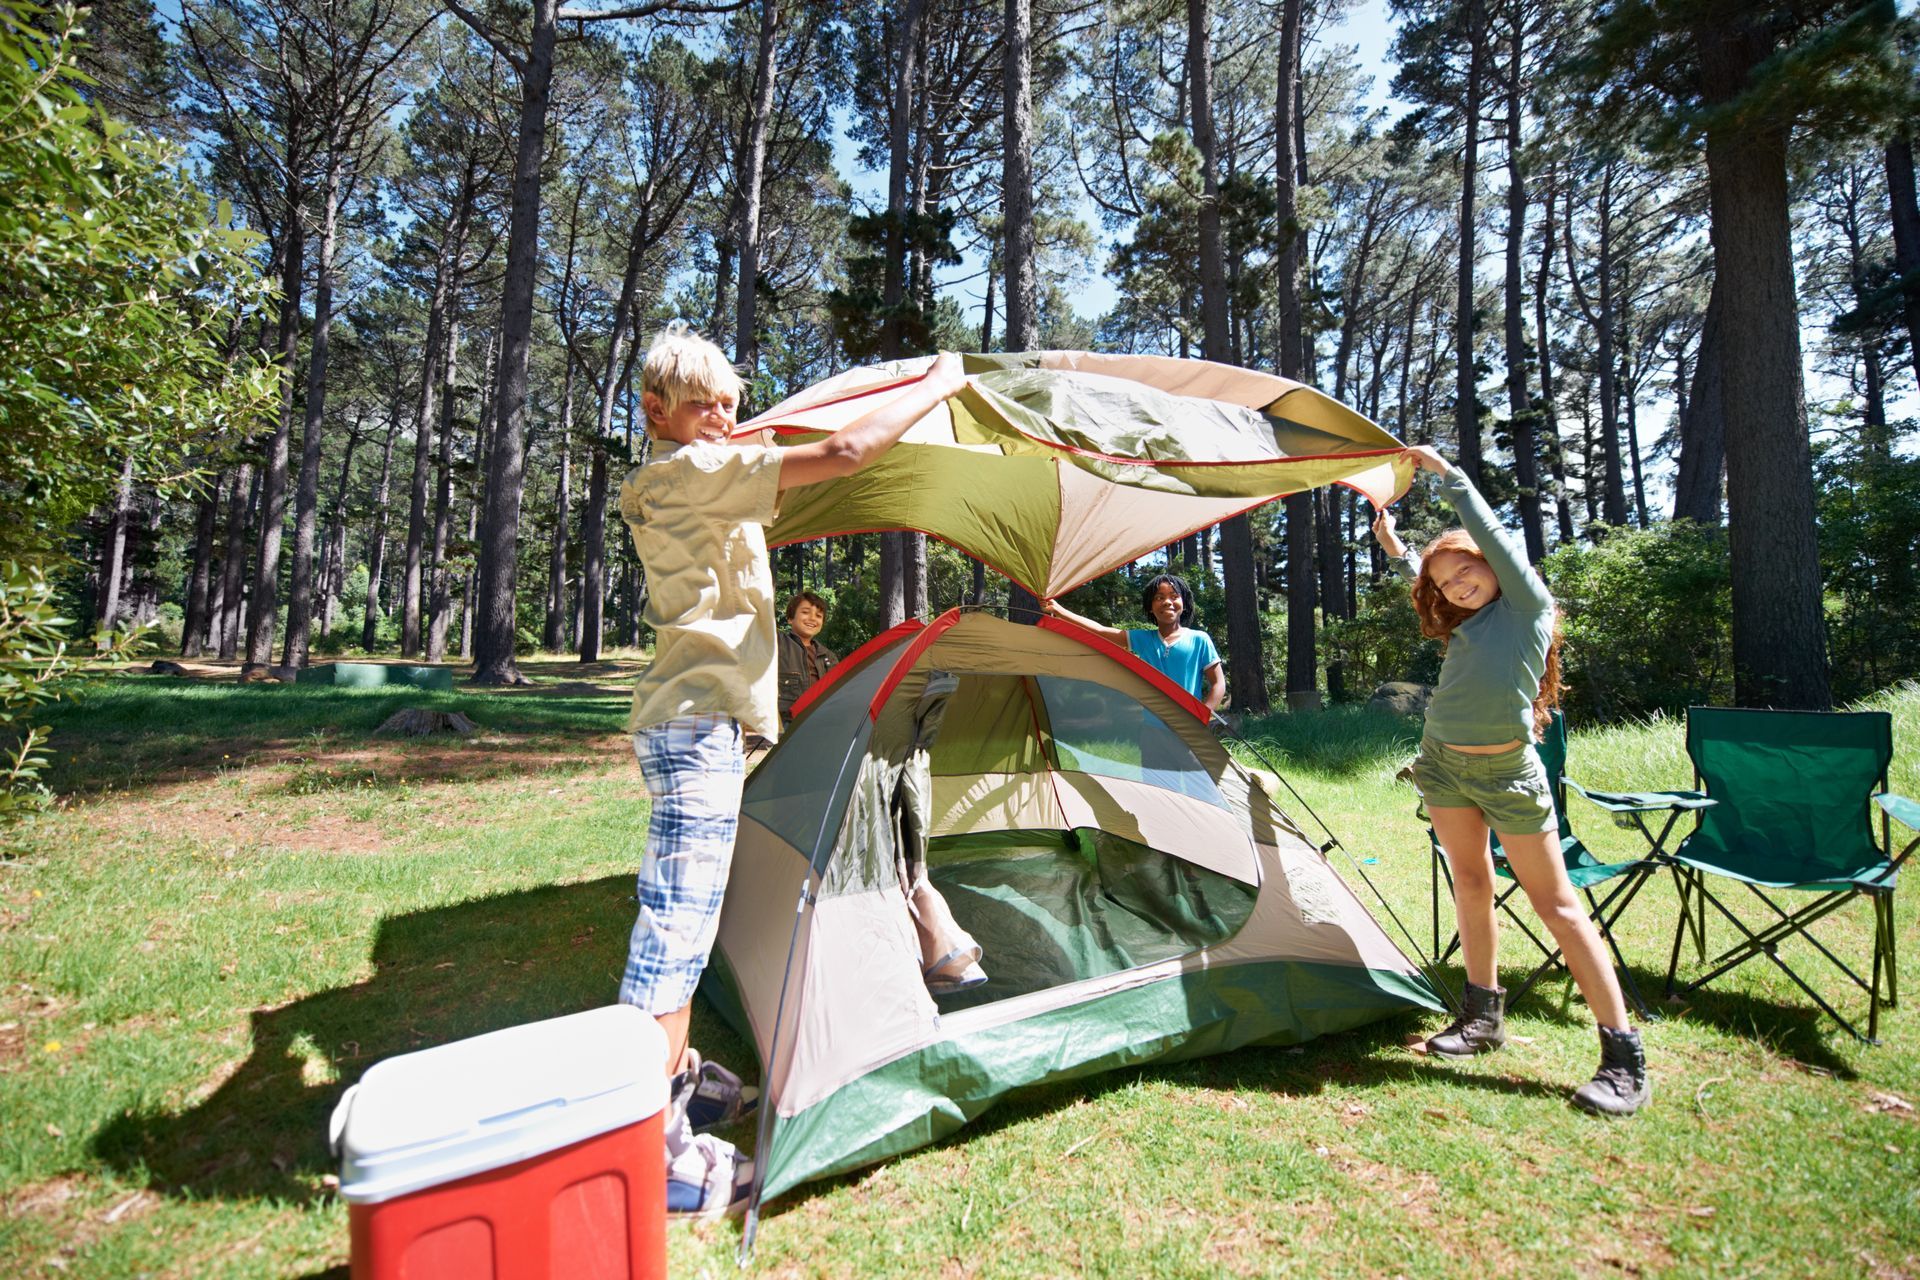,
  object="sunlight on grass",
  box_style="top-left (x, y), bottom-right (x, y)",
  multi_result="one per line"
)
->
top-left (1, 678), bottom-right (1917, 1276)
